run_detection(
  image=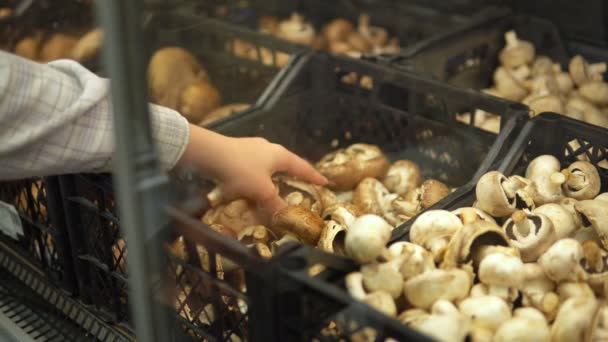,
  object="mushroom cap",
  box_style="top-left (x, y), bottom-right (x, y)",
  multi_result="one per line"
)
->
top-left (526, 154), bottom-right (561, 180)
top-left (475, 171), bottom-right (517, 217)
top-left (531, 56), bottom-right (555, 77)
top-left (409, 309), bottom-right (472, 342)
top-left (499, 31), bottom-right (535, 68)
top-left (344, 214), bottom-right (392, 264)
top-left (569, 55), bottom-right (607, 87)
top-left (479, 250), bottom-right (525, 288)
top-left (538, 238), bottom-right (587, 282)
top-left (39, 33), bottom-right (79, 62)
top-left (526, 94), bottom-right (564, 117)
top-left (494, 313), bottom-right (550, 342)
top-left (317, 220), bottom-right (346, 255)
top-left (494, 67), bottom-right (529, 102)
top-left (385, 241), bottom-right (435, 280)
top-left (580, 81), bottom-right (608, 106)
top-left (551, 295), bottom-right (599, 342)
top-left (566, 96), bottom-right (604, 125)
top-left (502, 211), bottom-right (558, 262)
top-left (458, 295), bottom-right (512, 331)
top-left (277, 13), bottom-right (316, 46)
top-left (271, 206), bottom-right (324, 245)
top-left (361, 262), bottom-right (403, 299)
top-left (237, 225), bottom-right (275, 245)
top-left (209, 199), bottom-right (264, 234)
top-left (321, 203), bottom-right (358, 227)
top-left (409, 210), bottom-right (463, 262)
top-left (353, 177), bottom-right (390, 216)
top-left (534, 203), bottom-right (580, 240)
top-left (70, 28), bottom-right (103, 62)
top-left (323, 18), bottom-right (354, 42)
top-left (180, 81), bottom-right (222, 123)
top-left (575, 200), bottom-right (608, 250)
top-left (441, 220), bottom-right (510, 269)
top-left (555, 71), bottom-right (575, 95)
top-left (563, 161), bottom-right (602, 200)
top-left (363, 291), bottom-right (397, 317)
top-left (557, 282), bottom-right (595, 302)
top-left (451, 207), bottom-right (496, 224)
top-left (346, 31), bottom-right (373, 53)
top-left (382, 160), bottom-right (422, 195)
top-left (597, 193), bottom-right (608, 203)
top-left (419, 179), bottom-right (450, 209)
top-left (587, 302), bottom-right (608, 342)
top-left (316, 143), bottom-right (390, 191)
top-left (403, 268), bottom-right (472, 309)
